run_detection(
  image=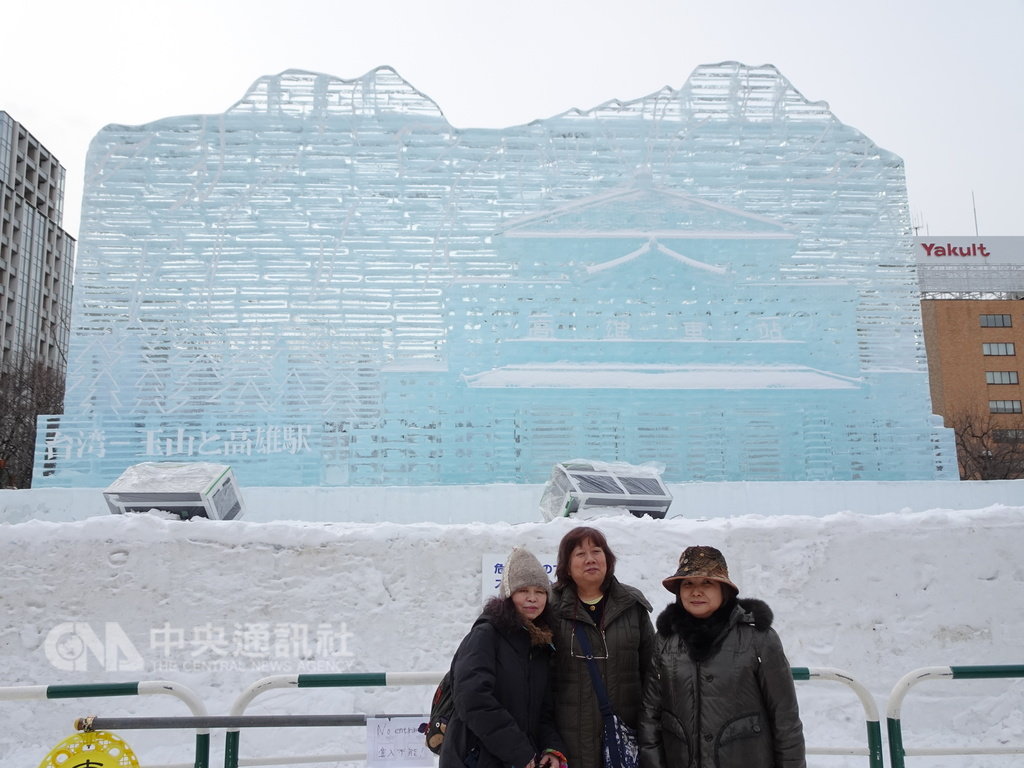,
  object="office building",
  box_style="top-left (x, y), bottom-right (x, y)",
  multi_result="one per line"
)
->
top-left (0, 111), bottom-right (75, 374)
top-left (918, 236), bottom-right (1024, 477)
